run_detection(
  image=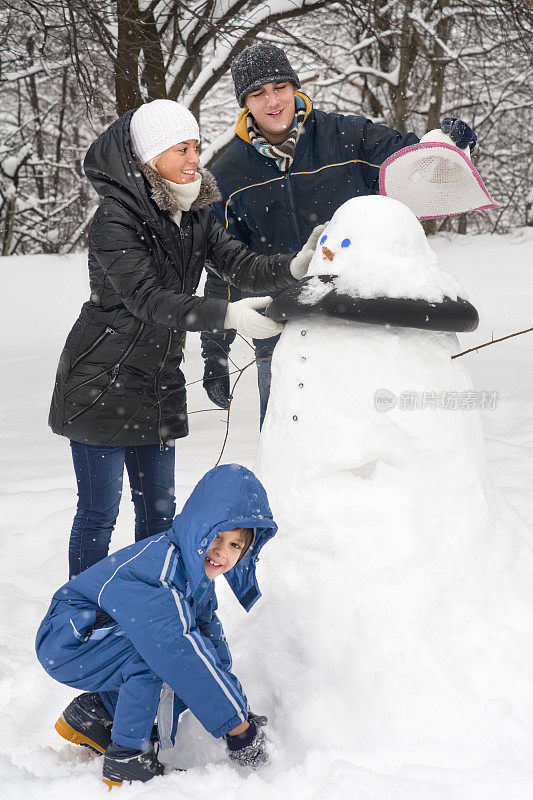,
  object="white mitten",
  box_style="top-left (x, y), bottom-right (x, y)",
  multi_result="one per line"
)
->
top-left (224, 297), bottom-right (283, 339)
top-left (289, 223), bottom-right (328, 280)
